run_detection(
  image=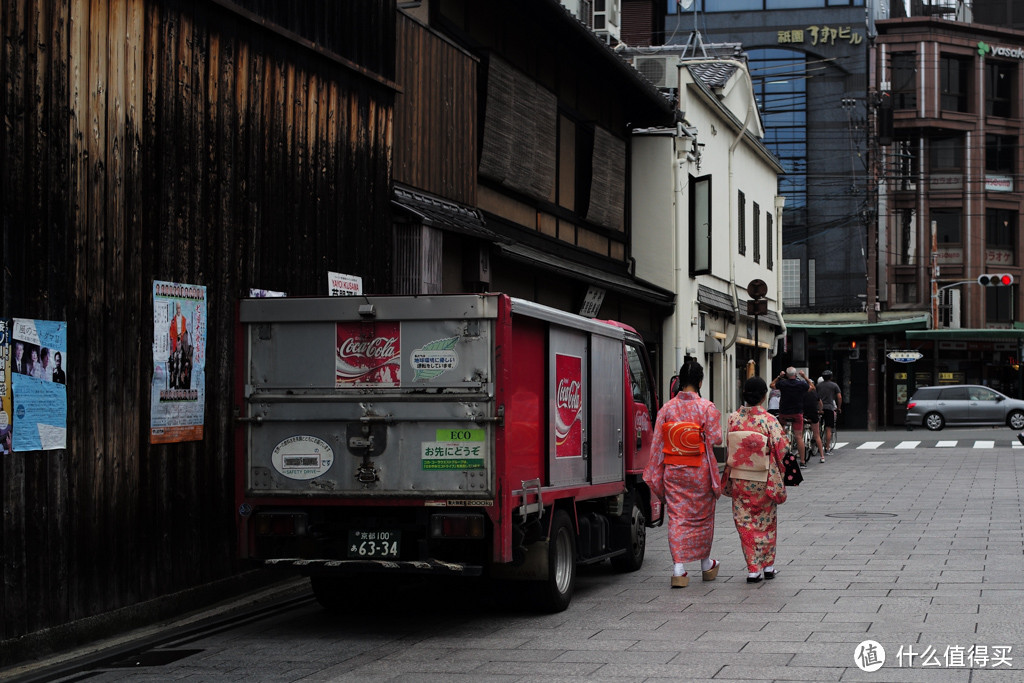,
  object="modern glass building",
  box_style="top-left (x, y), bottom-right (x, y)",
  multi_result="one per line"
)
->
top-left (665, 0), bottom-right (873, 316)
